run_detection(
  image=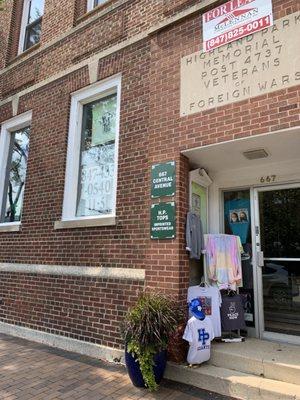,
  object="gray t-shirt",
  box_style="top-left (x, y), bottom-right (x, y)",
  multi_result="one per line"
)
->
top-left (186, 212), bottom-right (205, 260)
